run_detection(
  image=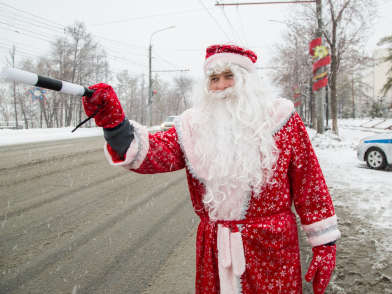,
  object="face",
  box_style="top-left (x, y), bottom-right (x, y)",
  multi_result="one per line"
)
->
top-left (209, 71), bottom-right (235, 91)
